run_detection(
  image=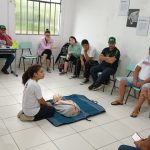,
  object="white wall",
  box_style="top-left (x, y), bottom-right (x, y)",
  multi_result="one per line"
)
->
top-left (72, 0), bottom-right (150, 75)
top-left (0, 0), bottom-right (75, 60)
top-left (1, 0), bottom-right (150, 74)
